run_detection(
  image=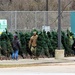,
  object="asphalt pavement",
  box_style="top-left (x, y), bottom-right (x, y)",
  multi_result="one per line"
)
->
top-left (0, 57), bottom-right (75, 74)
